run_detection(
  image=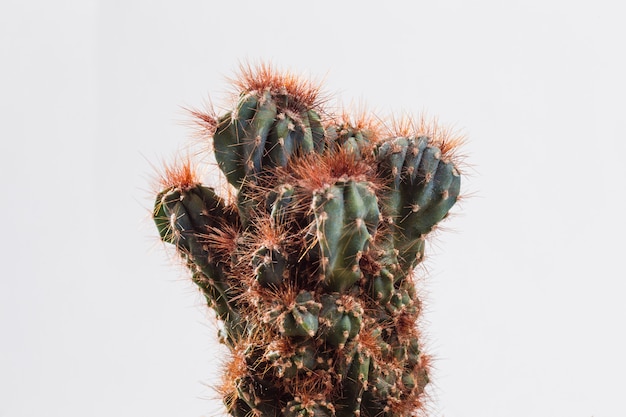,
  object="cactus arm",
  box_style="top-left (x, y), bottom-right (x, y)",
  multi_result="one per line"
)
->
top-left (313, 181), bottom-right (380, 293)
top-left (213, 93), bottom-right (259, 188)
